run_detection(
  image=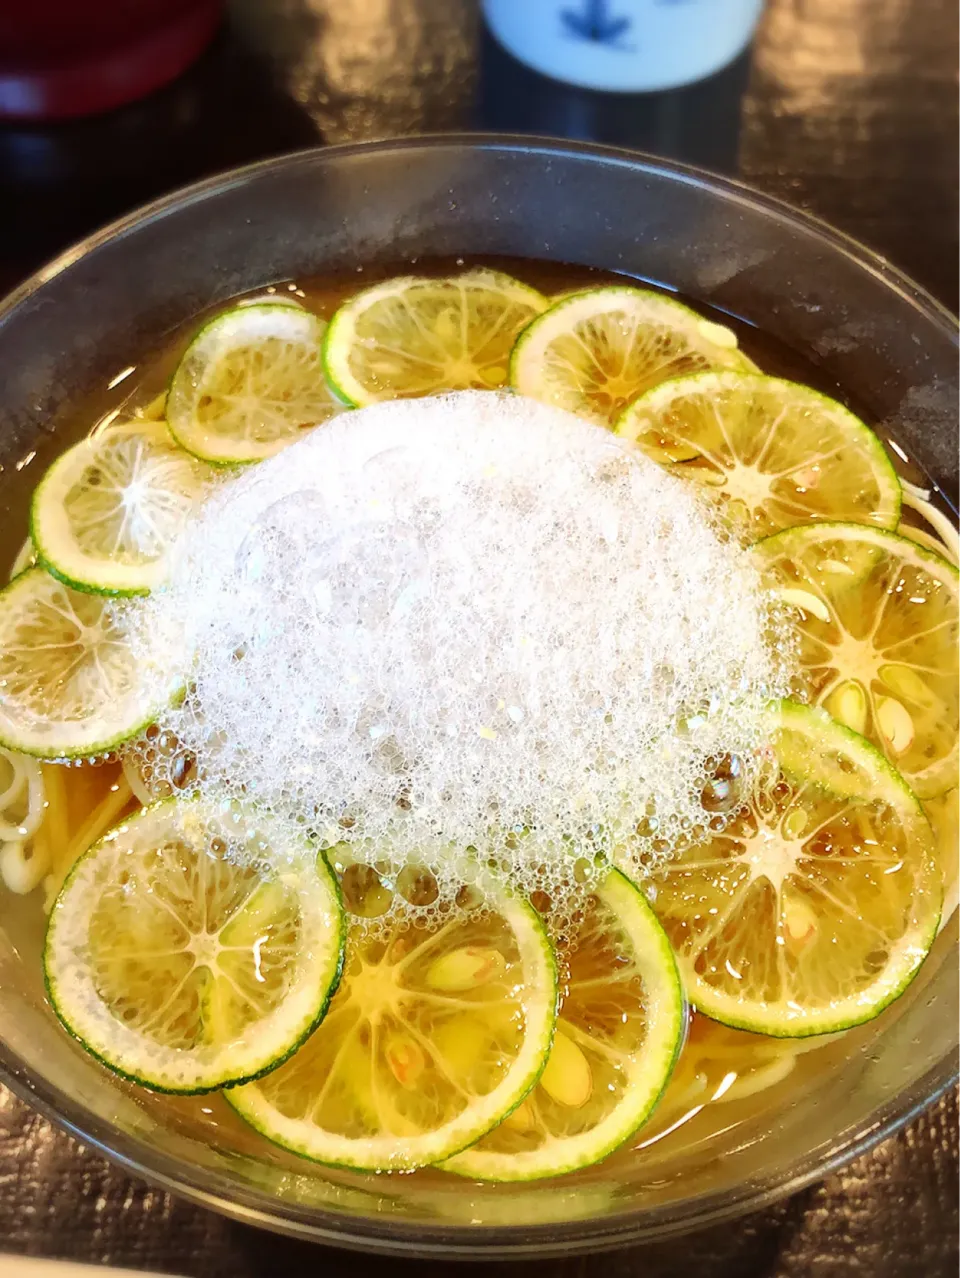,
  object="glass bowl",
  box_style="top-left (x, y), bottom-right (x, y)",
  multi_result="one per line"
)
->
top-left (0, 136), bottom-right (955, 1257)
